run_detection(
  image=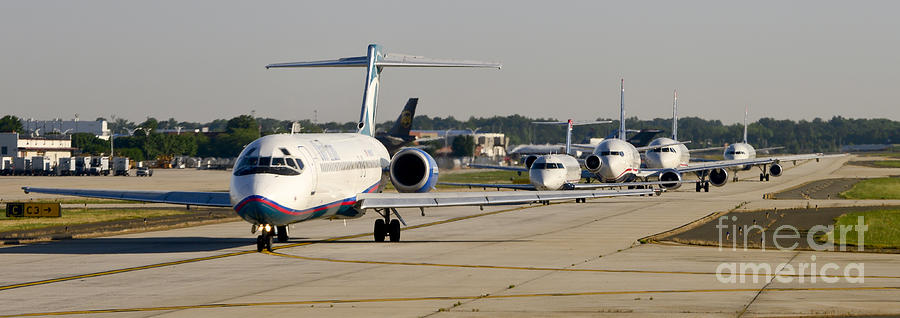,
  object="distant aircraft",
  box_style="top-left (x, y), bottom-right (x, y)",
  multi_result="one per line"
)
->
top-left (621, 91), bottom-right (844, 192)
top-left (375, 98), bottom-right (418, 154)
top-left (451, 119), bottom-right (686, 192)
top-left (24, 44), bottom-right (660, 252)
